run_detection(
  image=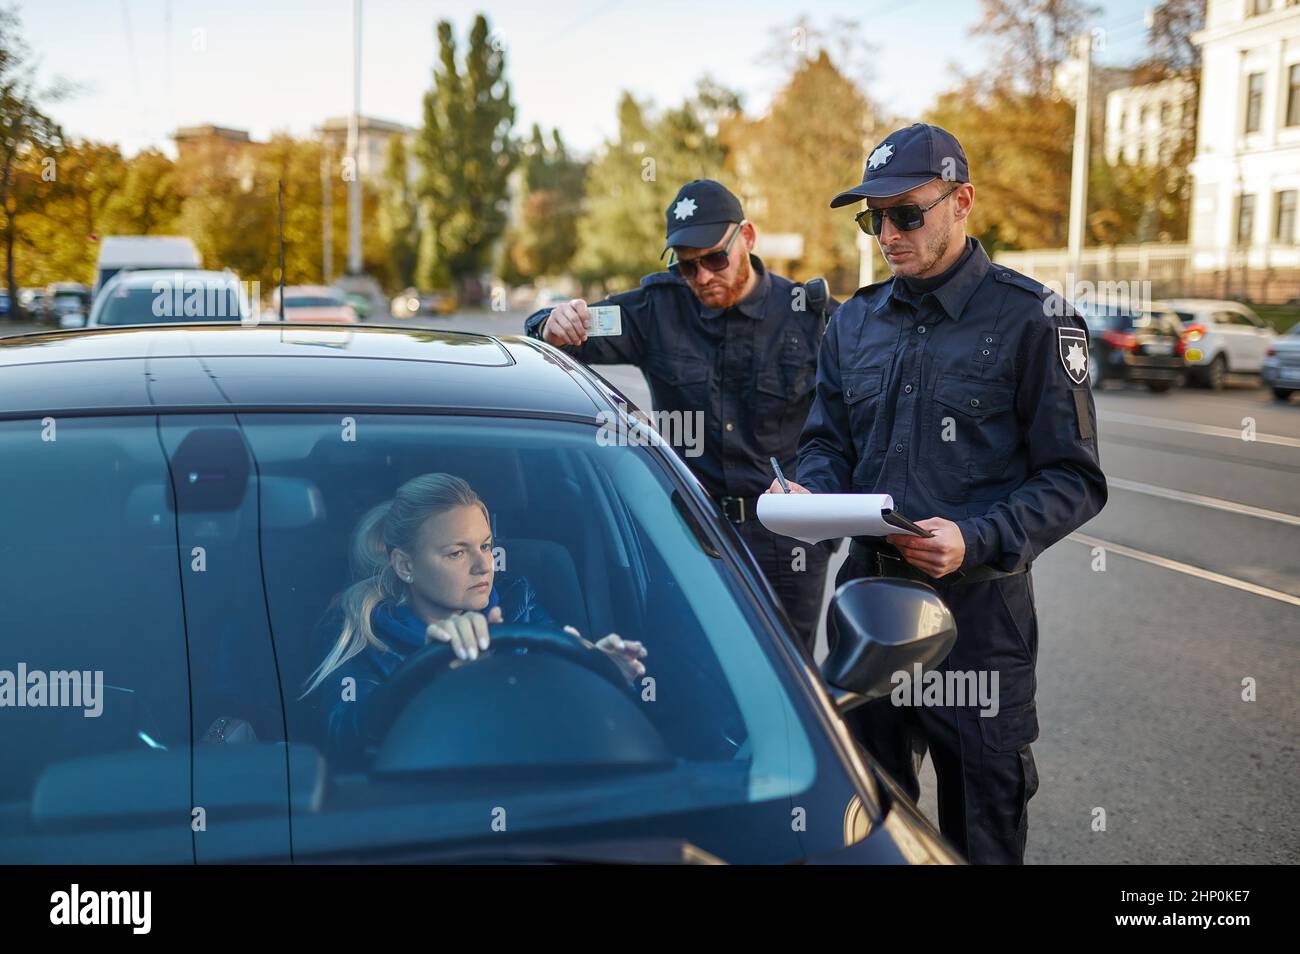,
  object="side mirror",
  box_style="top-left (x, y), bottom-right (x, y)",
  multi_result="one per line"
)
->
top-left (821, 578), bottom-right (958, 713)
